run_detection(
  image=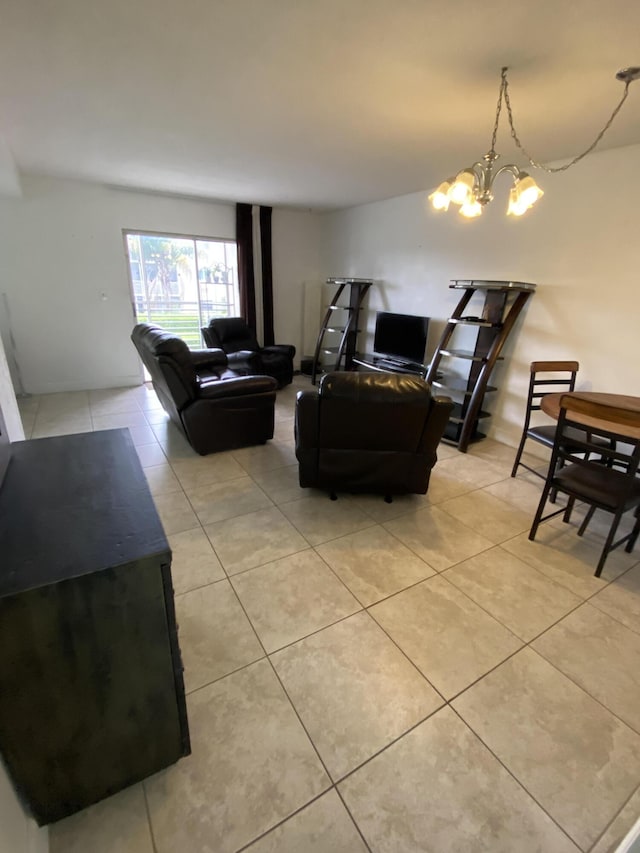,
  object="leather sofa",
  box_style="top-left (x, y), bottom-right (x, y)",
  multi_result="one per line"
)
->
top-left (131, 323), bottom-right (277, 455)
top-left (201, 317), bottom-right (296, 388)
top-left (295, 372), bottom-right (453, 498)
